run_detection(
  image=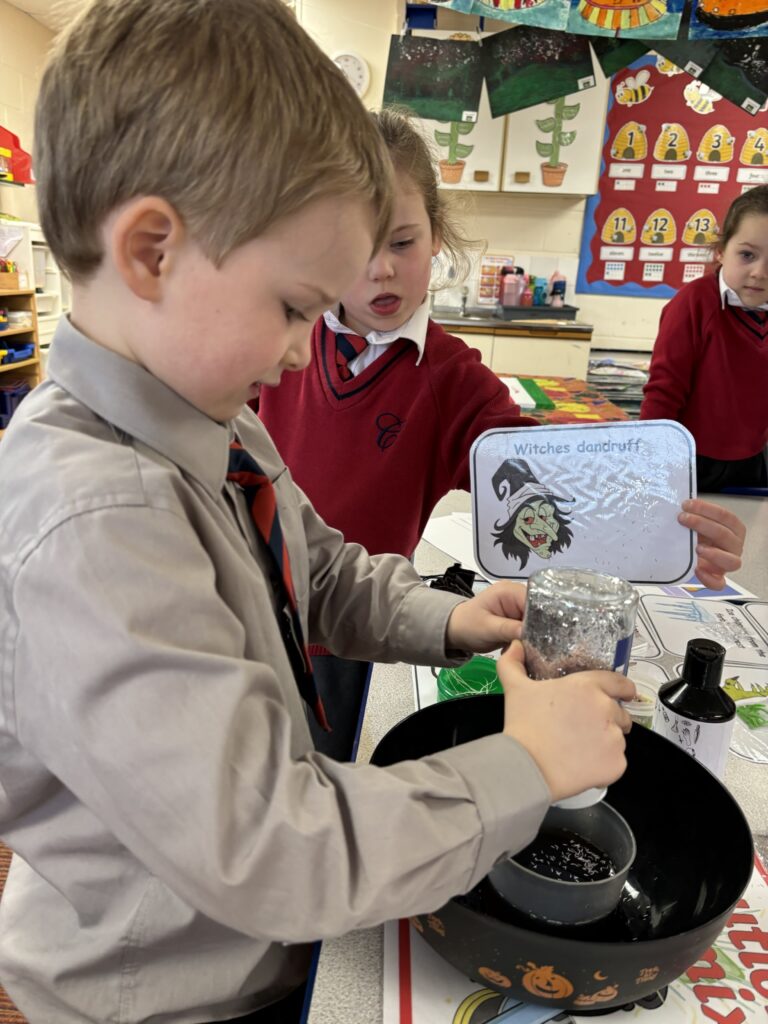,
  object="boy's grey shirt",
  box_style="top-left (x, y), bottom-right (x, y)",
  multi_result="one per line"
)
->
top-left (0, 318), bottom-right (549, 1023)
